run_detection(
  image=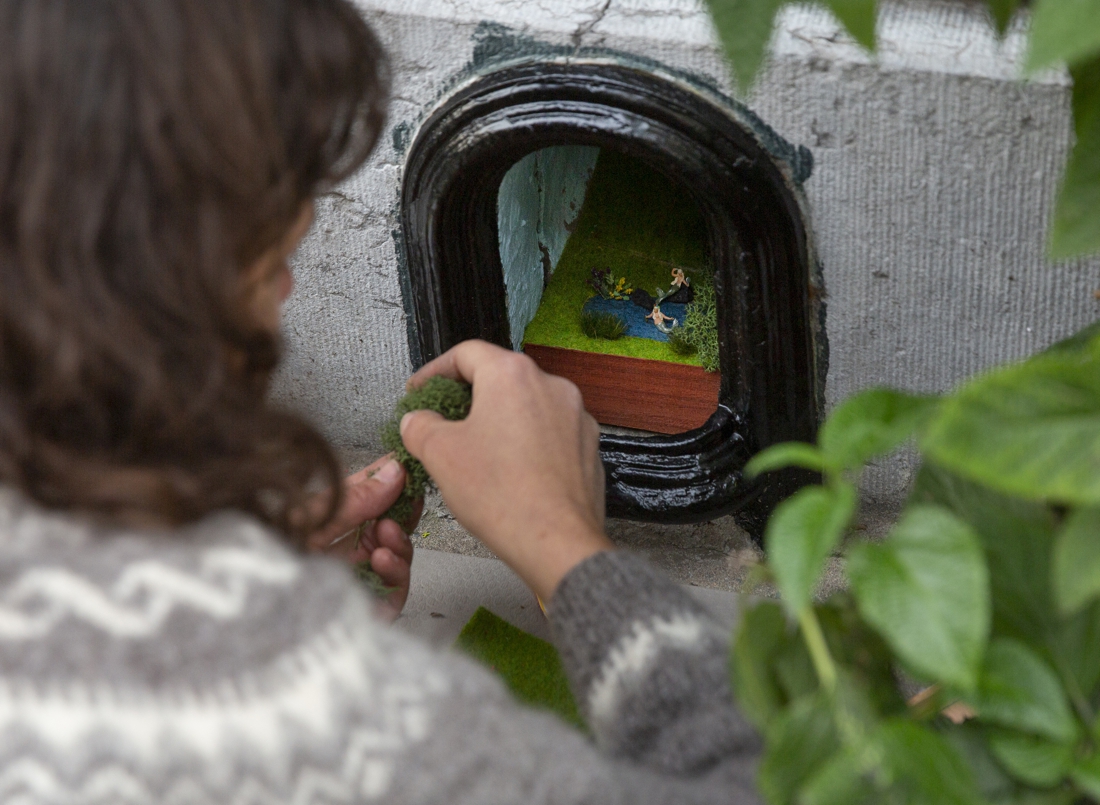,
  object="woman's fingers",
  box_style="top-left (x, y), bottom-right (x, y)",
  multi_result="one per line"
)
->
top-left (305, 459), bottom-right (406, 553)
top-left (370, 546), bottom-right (411, 622)
top-left (376, 518), bottom-right (413, 564)
top-left (406, 339), bottom-right (512, 389)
